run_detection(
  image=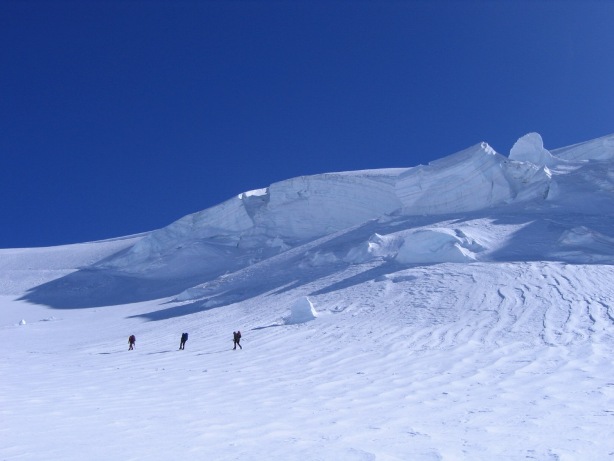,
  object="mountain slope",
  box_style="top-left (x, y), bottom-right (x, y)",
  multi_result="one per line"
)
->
top-left (3, 132), bottom-right (614, 460)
